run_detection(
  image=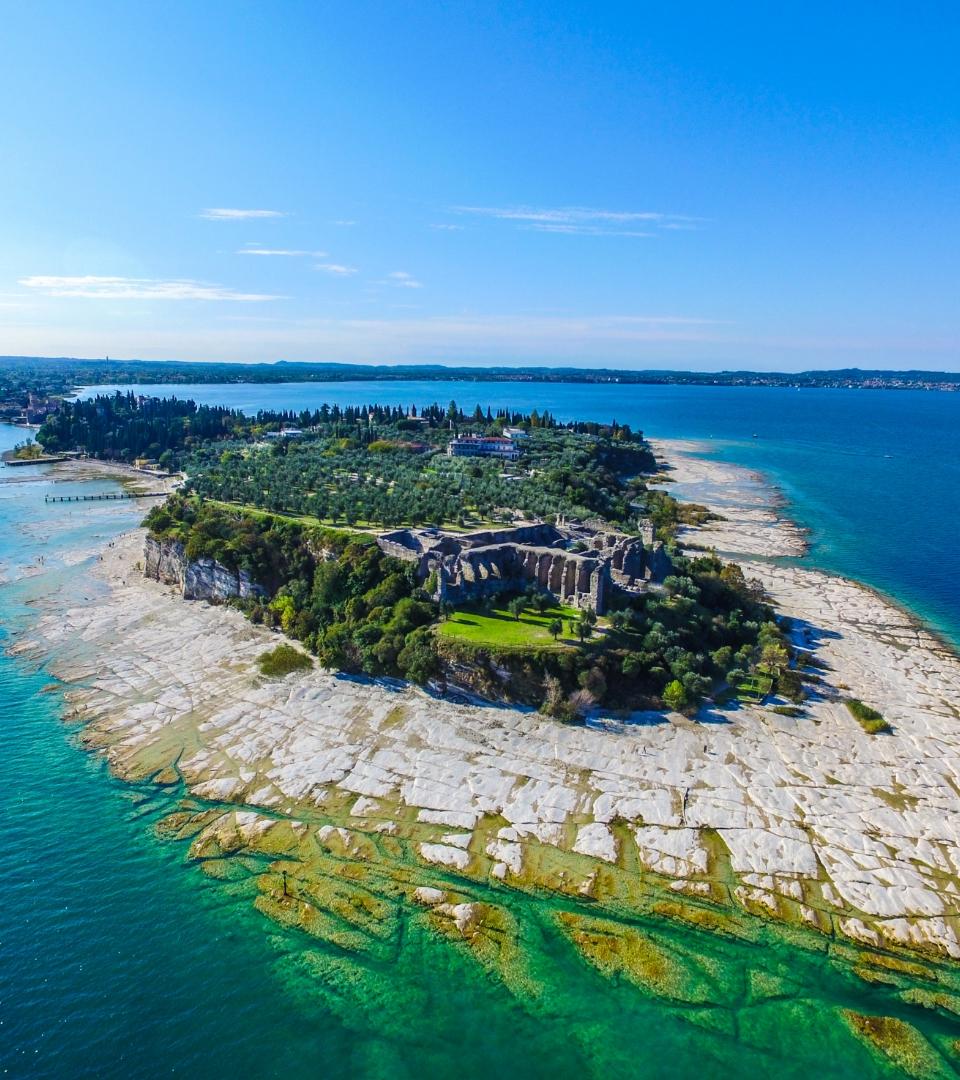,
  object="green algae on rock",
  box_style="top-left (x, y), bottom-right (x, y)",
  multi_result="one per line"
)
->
top-left (842, 1011), bottom-right (953, 1080)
